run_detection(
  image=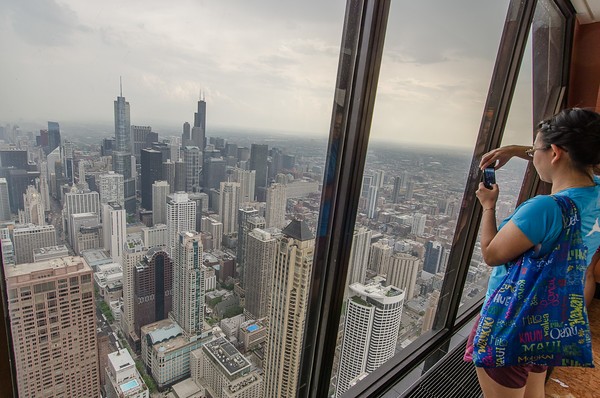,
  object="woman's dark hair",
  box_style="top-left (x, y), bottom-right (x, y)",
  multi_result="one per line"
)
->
top-left (538, 107), bottom-right (600, 171)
